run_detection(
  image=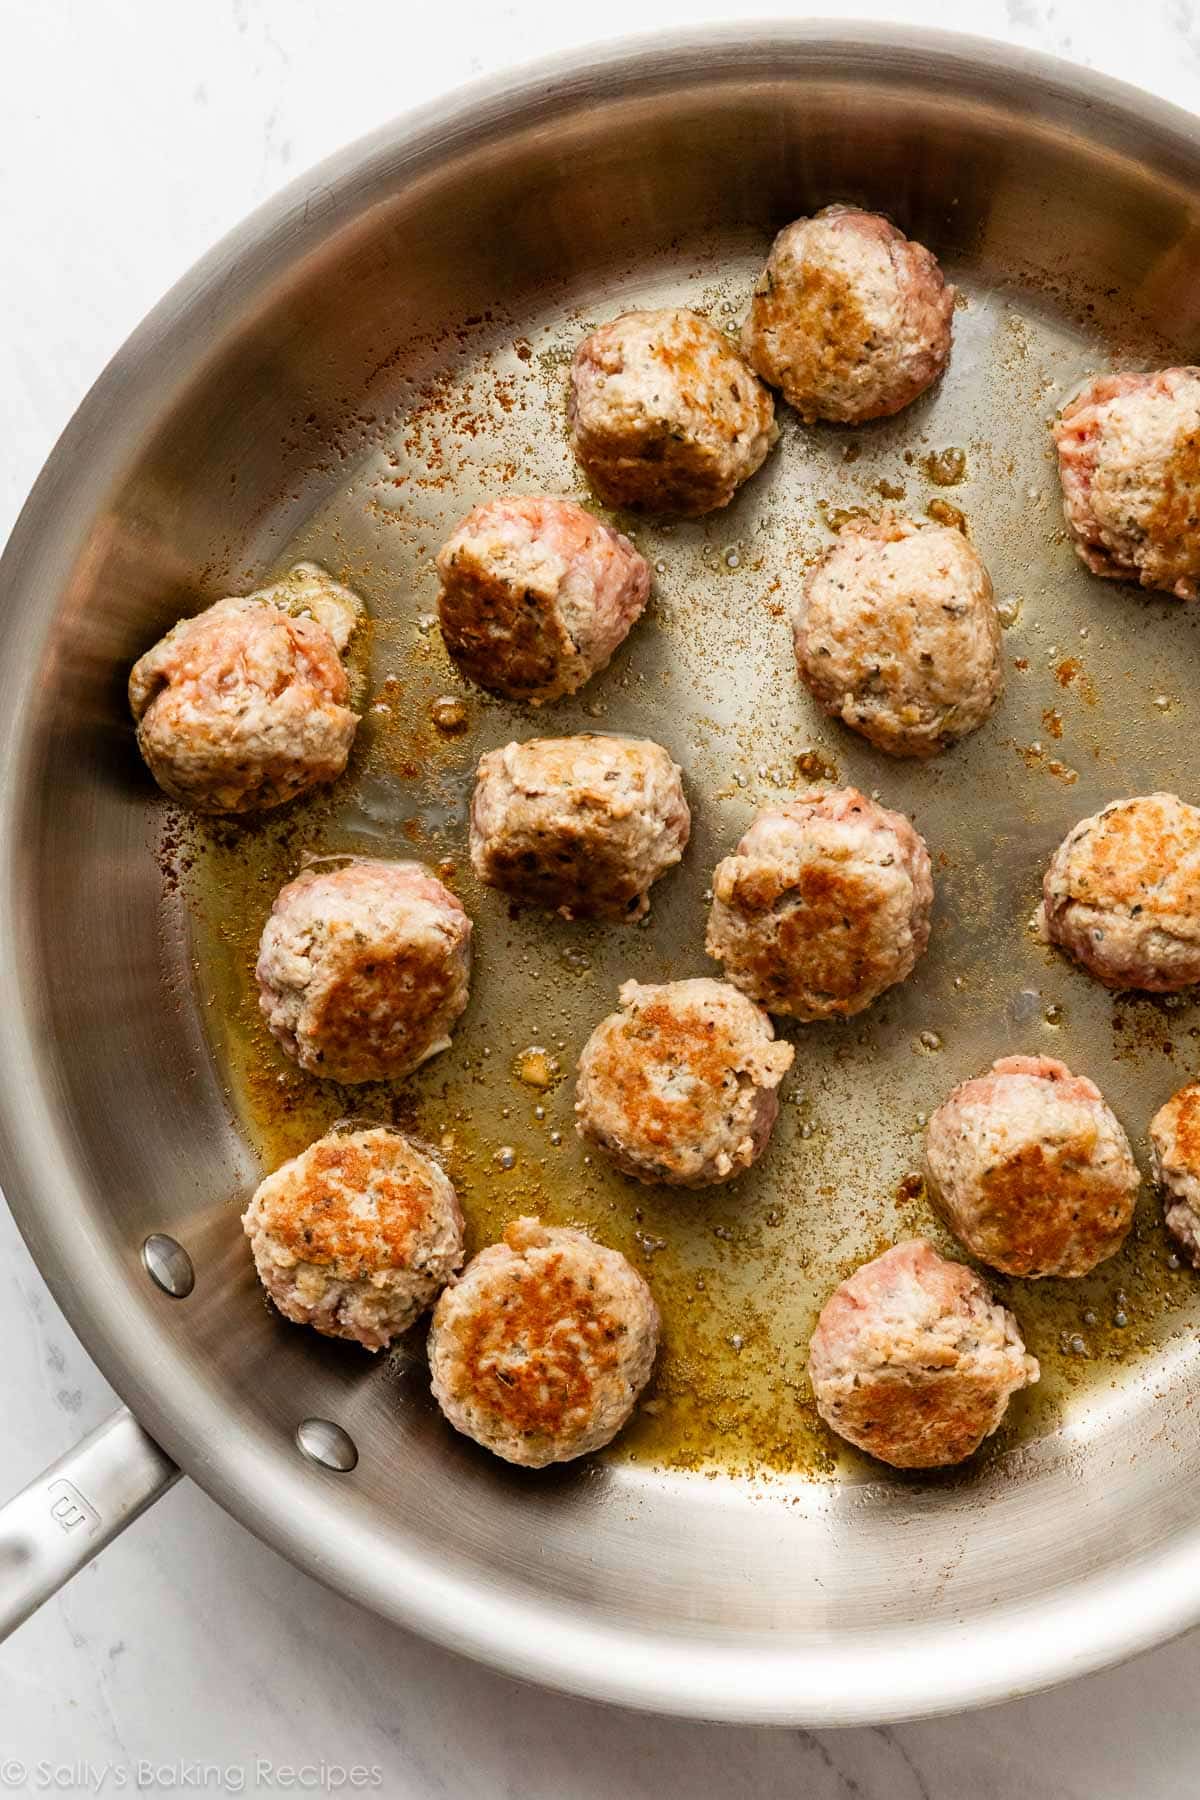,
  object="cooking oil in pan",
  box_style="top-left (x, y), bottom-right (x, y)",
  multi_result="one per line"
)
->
top-left (184, 249), bottom-right (1200, 1482)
